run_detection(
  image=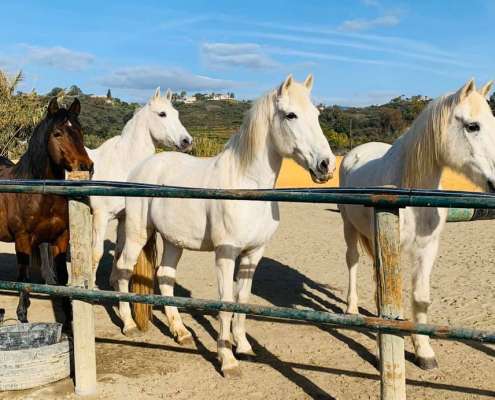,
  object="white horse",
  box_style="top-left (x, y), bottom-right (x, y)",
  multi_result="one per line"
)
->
top-left (339, 79), bottom-right (495, 369)
top-left (88, 88), bottom-right (193, 284)
top-left (113, 75), bottom-right (336, 376)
